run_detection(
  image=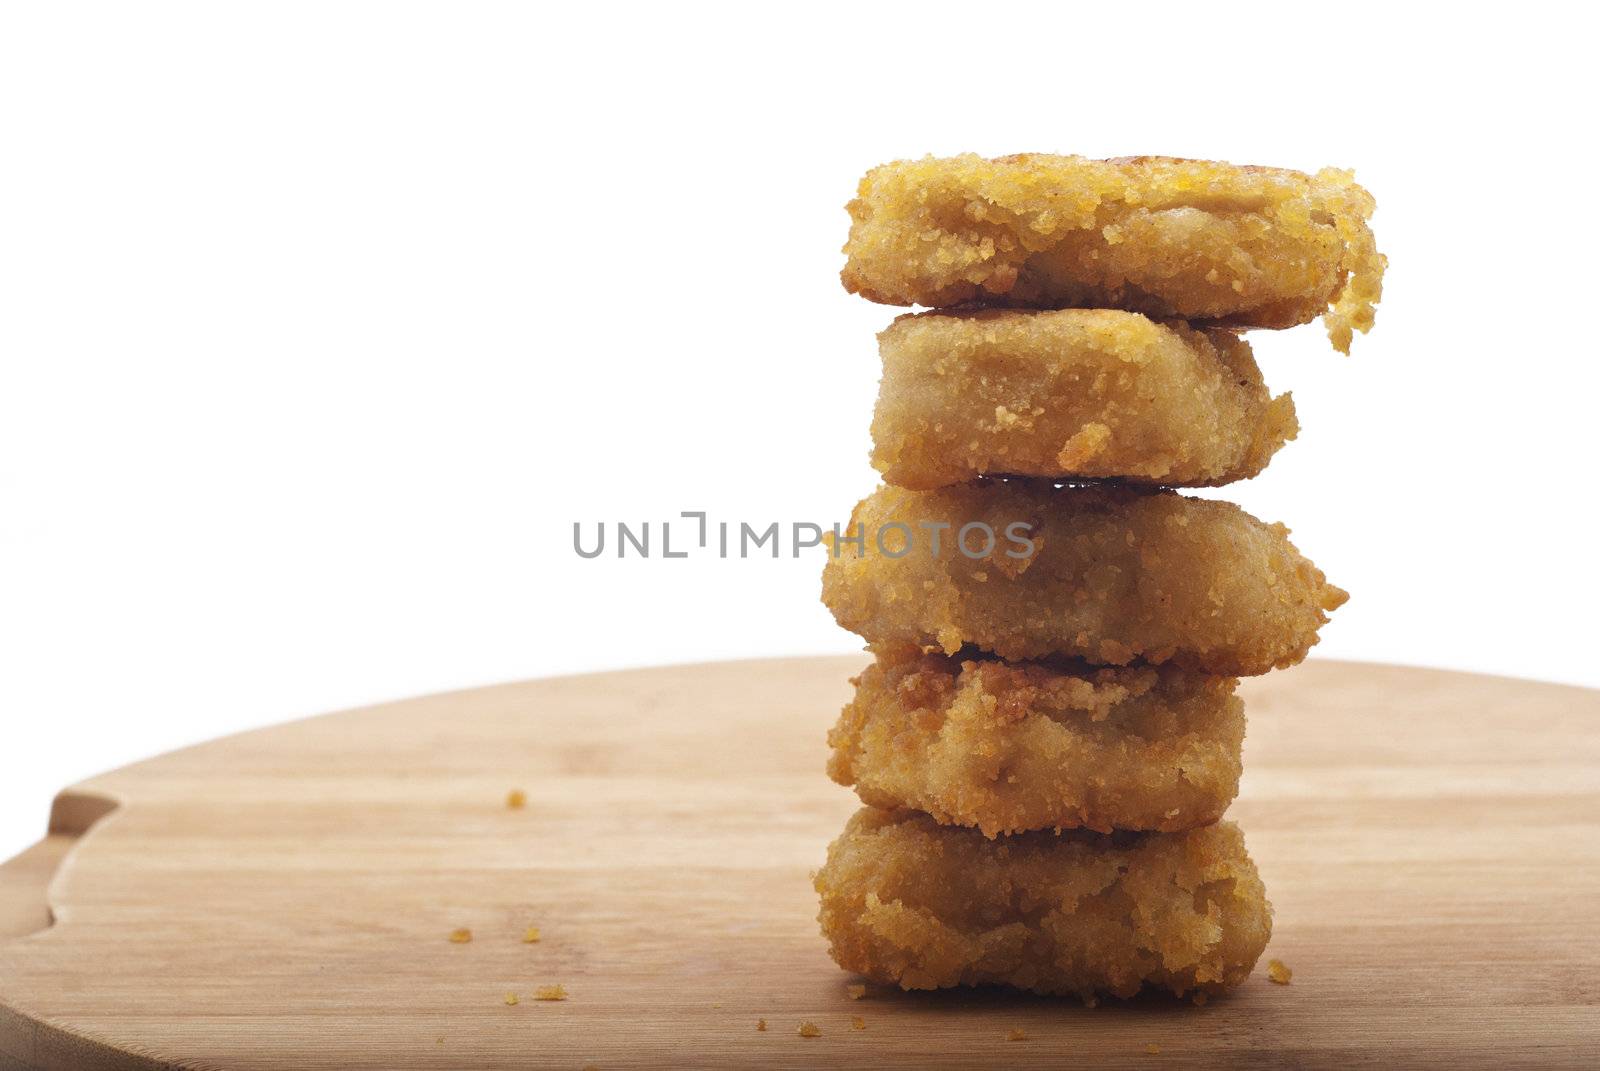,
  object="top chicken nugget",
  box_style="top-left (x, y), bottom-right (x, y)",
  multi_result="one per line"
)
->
top-left (841, 154), bottom-right (1385, 352)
